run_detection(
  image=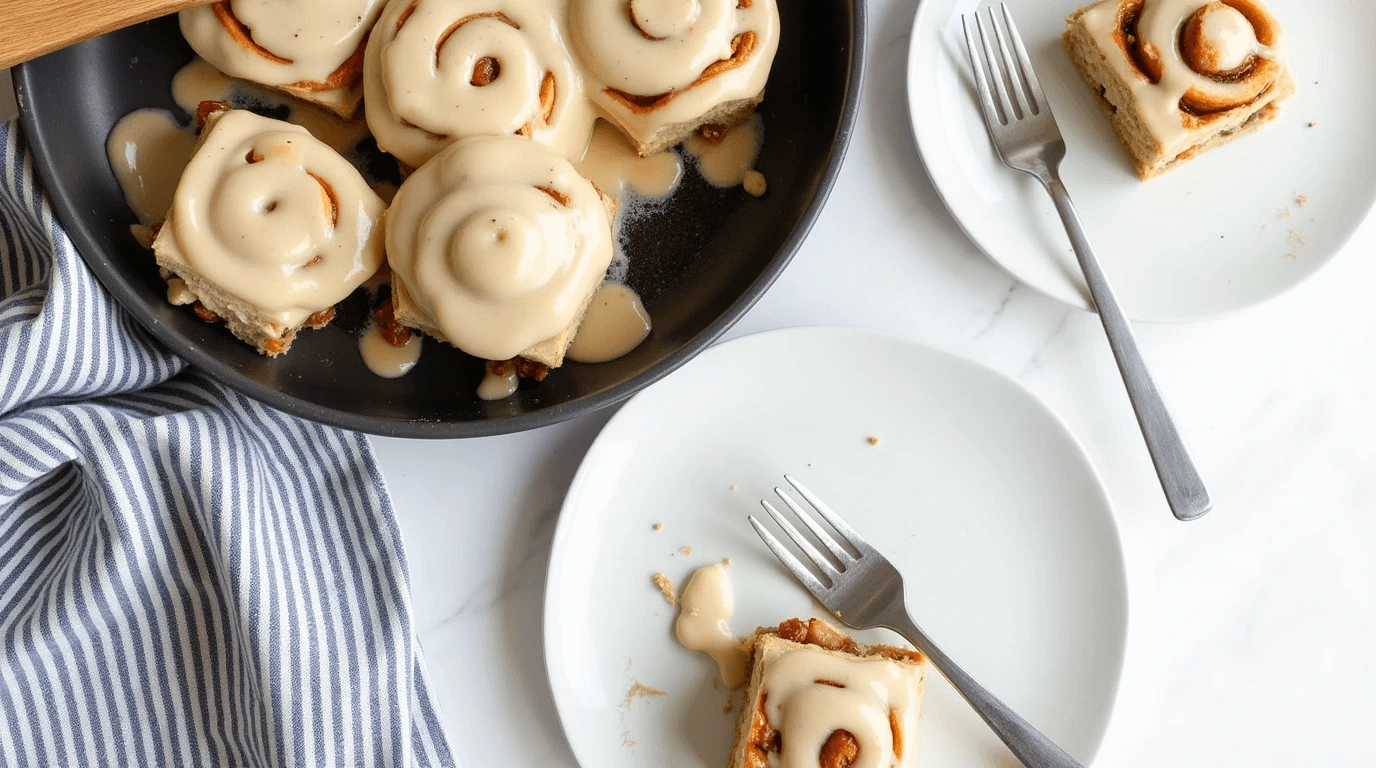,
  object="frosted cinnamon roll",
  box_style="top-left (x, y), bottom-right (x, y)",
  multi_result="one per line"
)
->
top-left (731, 619), bottom-right (927, 768)
top-left (152, 107), bottom-right (387, 356)
top-left (363, 0), bottom-right (596, 170)
top-left (179, 0), bottom-right (386, 118)
top-left (386, 135), bottom-right (615, 368)
top-left (1064, 0), bottom-right (1294, 178)
top-left (569, 0), bottom-right (781, 156)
